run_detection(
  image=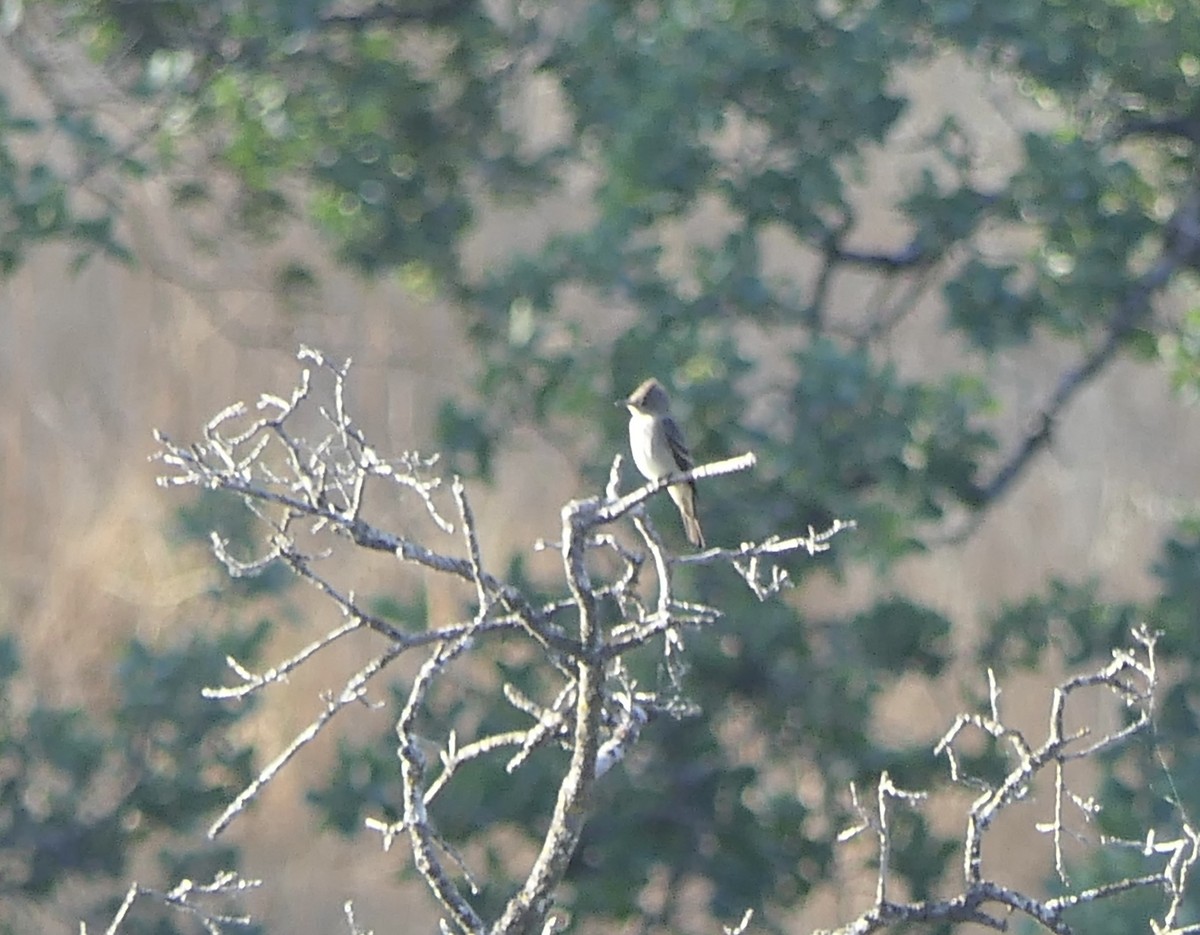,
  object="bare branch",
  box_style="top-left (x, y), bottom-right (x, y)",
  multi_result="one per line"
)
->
top-left (827, 626), bottom-right (1193, 935)
top-left (88, 873), bottom-right (261, 935)
top-left (149, 348), bottom-right (853, 935)
top-left (208, 640), bottom-right (407, 839)
top-left (396, 637), bottom-right (486, 934)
